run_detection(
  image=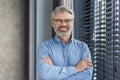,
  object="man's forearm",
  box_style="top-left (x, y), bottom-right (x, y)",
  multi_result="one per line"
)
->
top-left (63, 68), bottom-right (93, 80)
top-left (38, 59), bottom-right (77, 80)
